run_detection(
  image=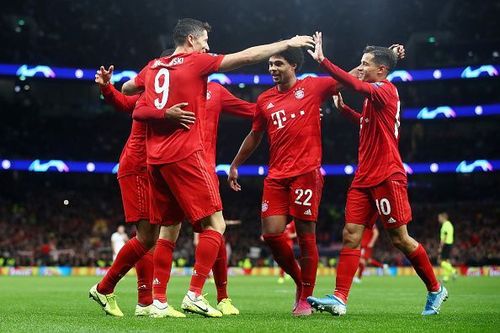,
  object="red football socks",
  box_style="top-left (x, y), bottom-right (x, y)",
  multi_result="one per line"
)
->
top-left (407, 243), bottom-right (440, 292)
top-left (98, 237), bottom-right (148, 294)
top-left (135, 249), bottom-right (154, 305)
top-left (189, 230), bottom-right (222, 296)
top-left (152, 239), bottom-right (176, 303)
top-left (212, 238), bottom-right (229, 302)
top-left (333, 247), bottom-right (361, 303)
top-left (297, 233), bottom-right (319, 300)
top-left (263, 233), bottom-right (302, 286)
